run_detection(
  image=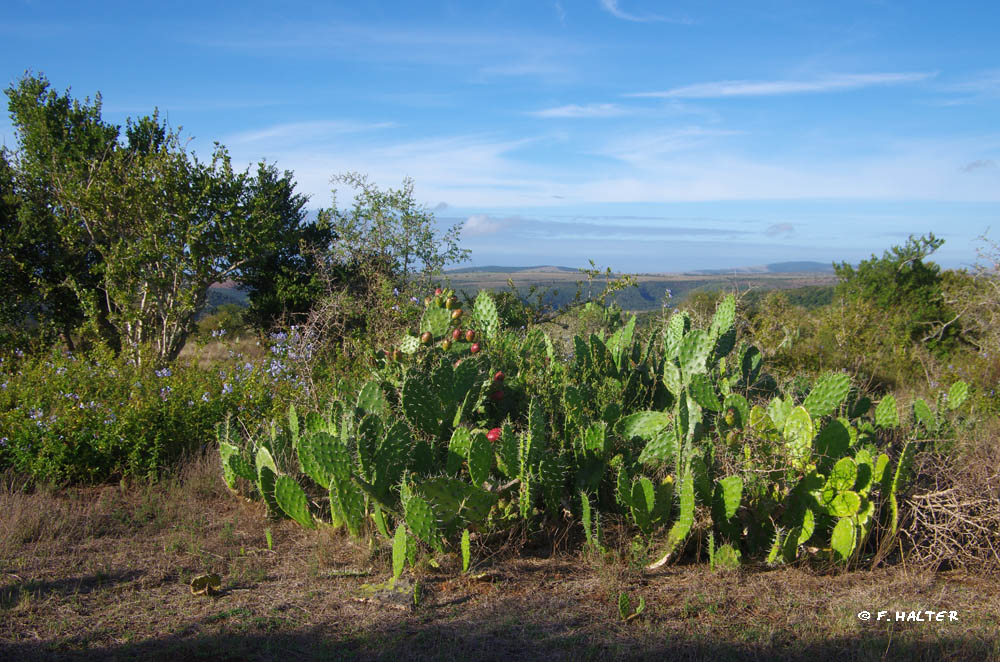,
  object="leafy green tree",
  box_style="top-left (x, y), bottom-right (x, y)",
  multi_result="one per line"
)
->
top-left (833, 233), bottom-right (961, 355)
top-left (5, 73), bottom-right (328, 364)
top-left (4, 73), bottom-right (121, 350)
top-left (234, 163), bottom-right (334, 330)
